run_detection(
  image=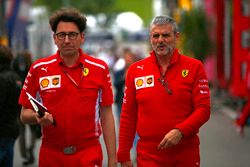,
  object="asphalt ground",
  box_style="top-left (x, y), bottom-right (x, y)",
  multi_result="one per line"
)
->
top-left (13, 97), bottom-right (250, 167)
